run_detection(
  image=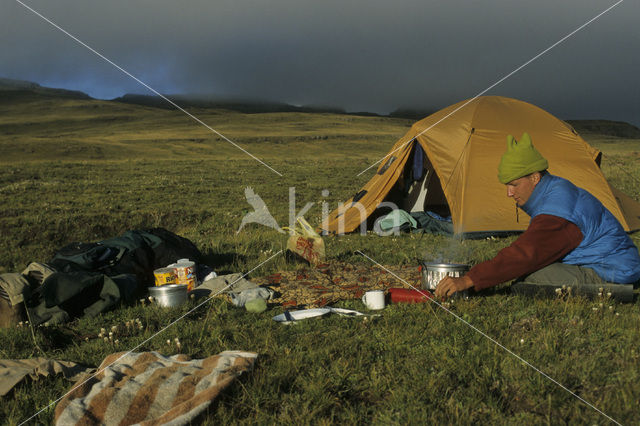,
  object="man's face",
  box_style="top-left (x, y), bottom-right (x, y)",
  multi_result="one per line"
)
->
top-left (506, 173), bottom-right (540, 206)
